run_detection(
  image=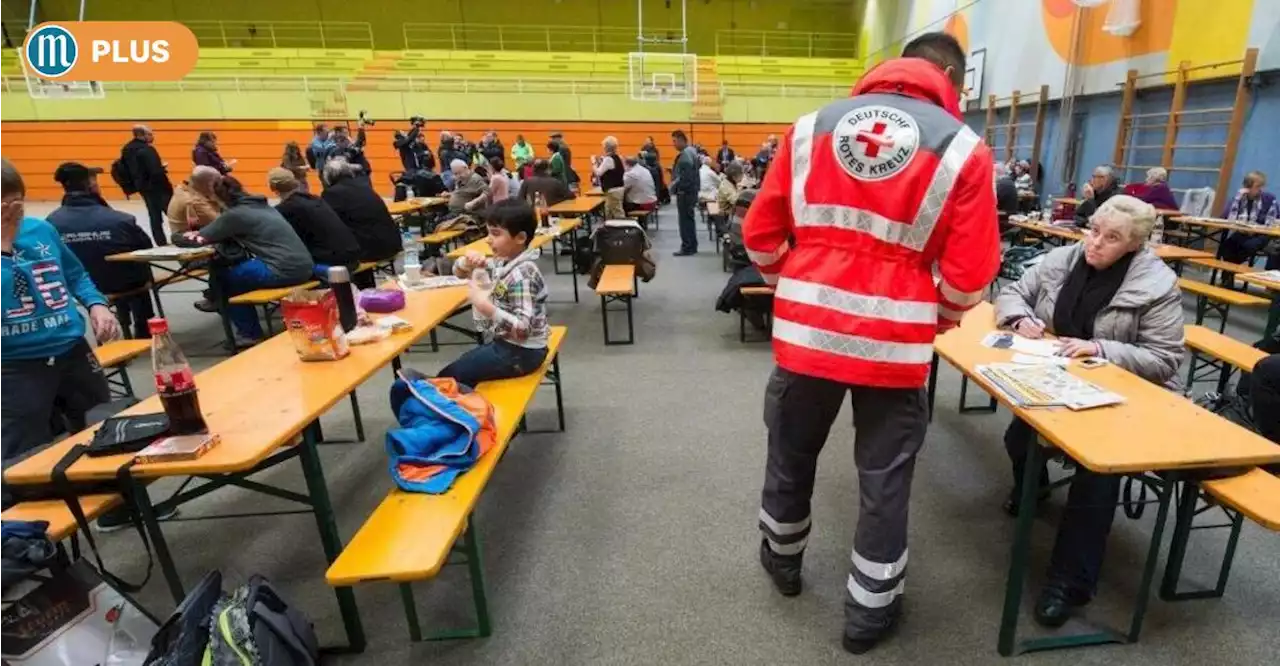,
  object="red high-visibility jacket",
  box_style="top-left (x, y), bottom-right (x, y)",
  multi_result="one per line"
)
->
top-left (743, 58), bottom-right (1001, 388)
